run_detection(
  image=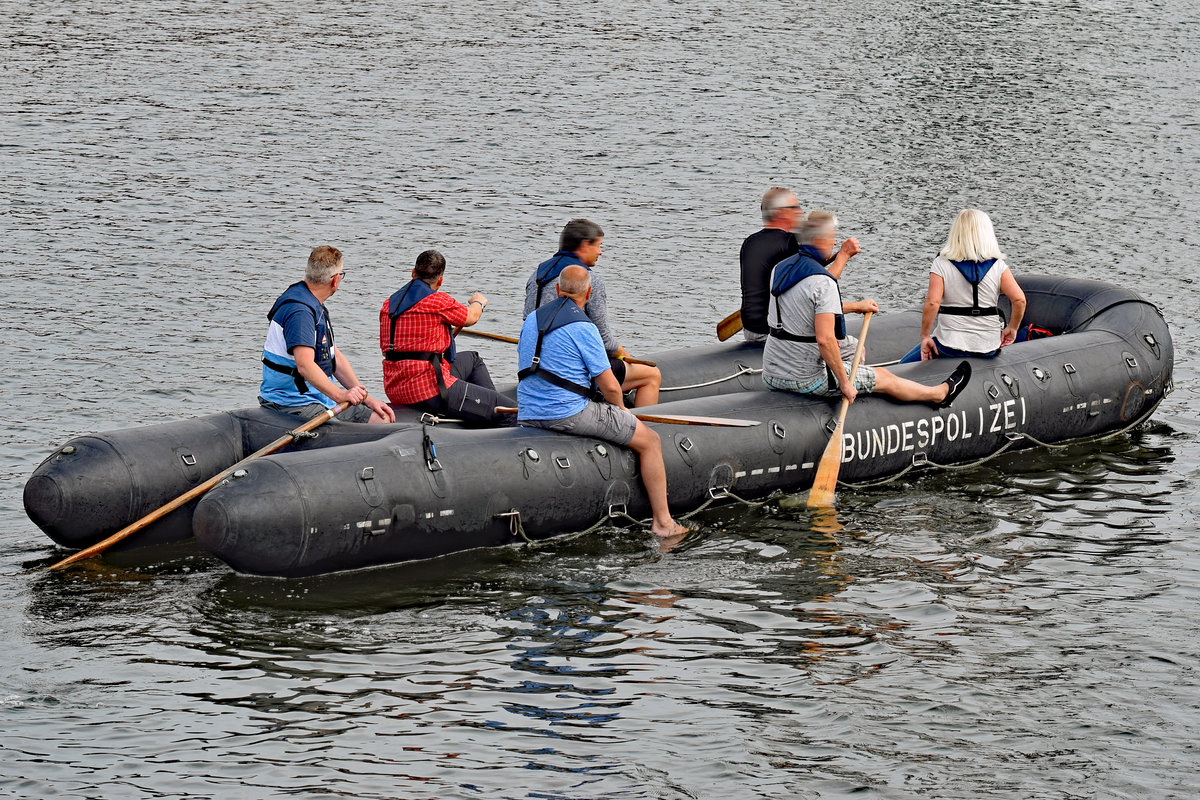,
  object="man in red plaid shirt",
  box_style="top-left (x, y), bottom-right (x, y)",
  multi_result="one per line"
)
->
top-left (380, 250), bottom-right (515, 425)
